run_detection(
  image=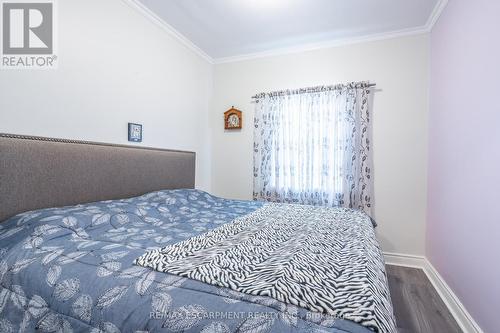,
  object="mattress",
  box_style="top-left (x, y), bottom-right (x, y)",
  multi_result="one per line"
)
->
top-left (0, 189), bottom-right (394, 332)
